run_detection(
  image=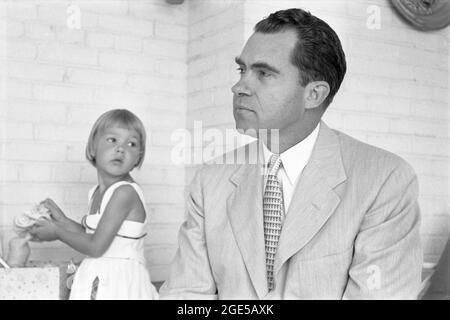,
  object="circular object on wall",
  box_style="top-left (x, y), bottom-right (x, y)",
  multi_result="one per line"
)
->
top-left (391, 0), bottom-right (450, 30)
